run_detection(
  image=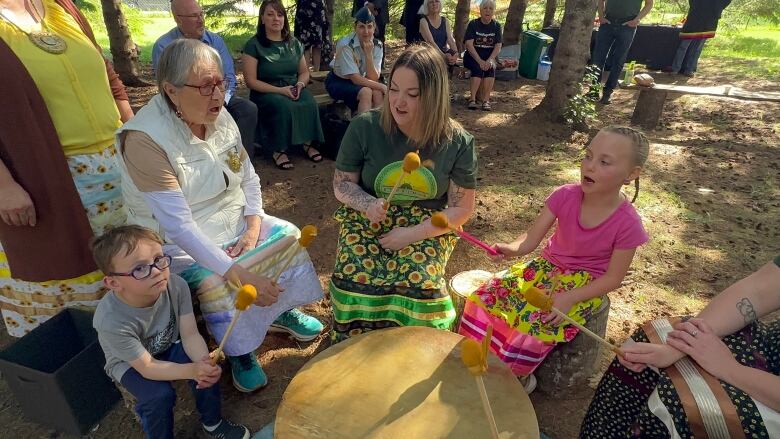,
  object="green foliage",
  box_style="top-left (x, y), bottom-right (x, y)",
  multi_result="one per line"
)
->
top-left (563, 65), bottom-right (601, 130)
